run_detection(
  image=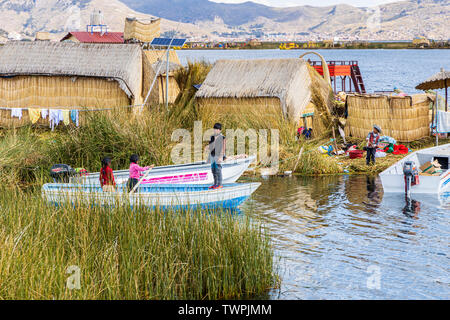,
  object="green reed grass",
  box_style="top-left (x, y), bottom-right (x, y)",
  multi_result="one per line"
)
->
top-left (0, 188), bottom-right (277, 299)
